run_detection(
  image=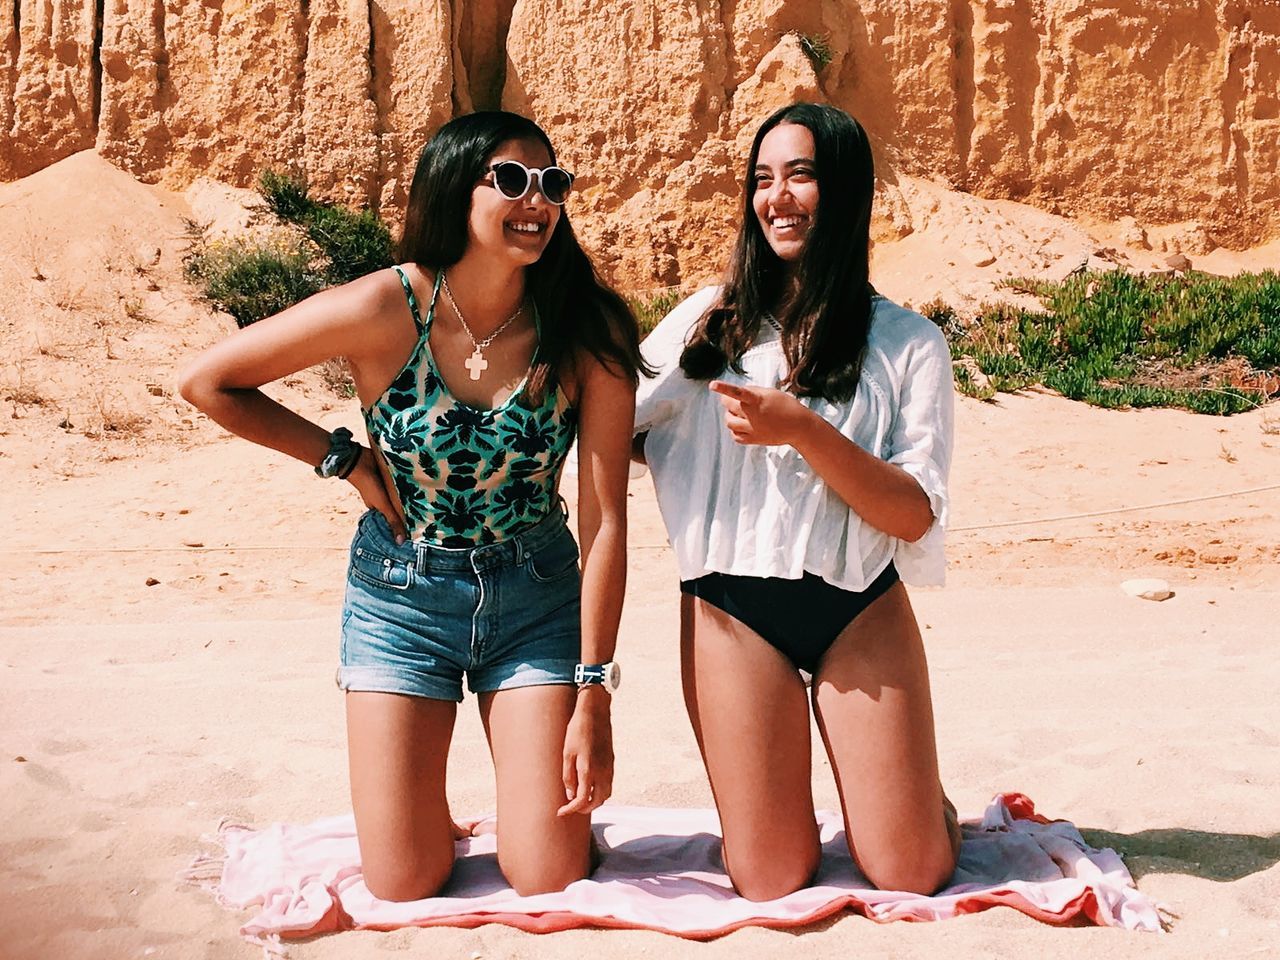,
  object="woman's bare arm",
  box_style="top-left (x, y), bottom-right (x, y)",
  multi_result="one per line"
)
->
top-left (179, 269), bottom-right (412, 539)
top-left (557, 354), bottom-right (635, 815)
